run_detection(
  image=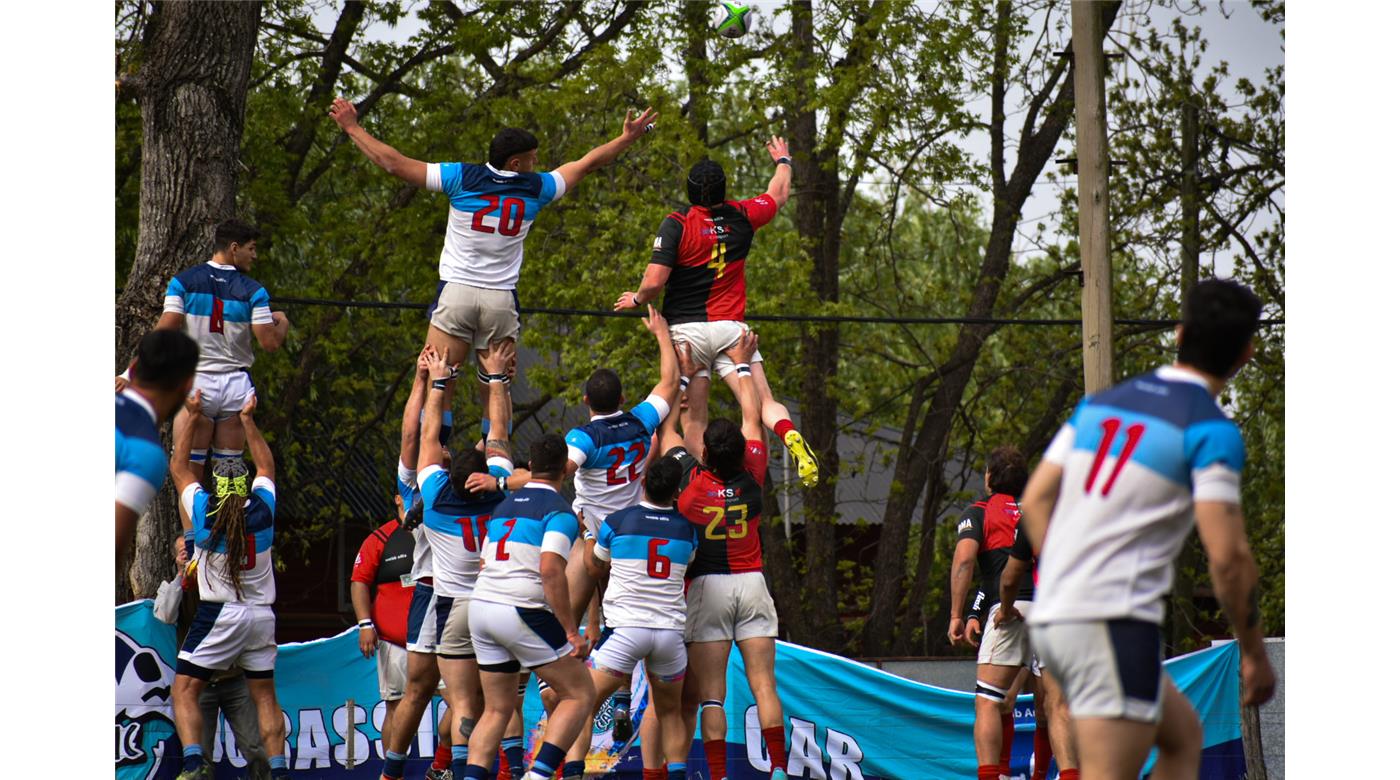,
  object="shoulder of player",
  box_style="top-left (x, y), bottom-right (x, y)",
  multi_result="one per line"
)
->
top-left (955, 504), bottom-right (984, 535)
